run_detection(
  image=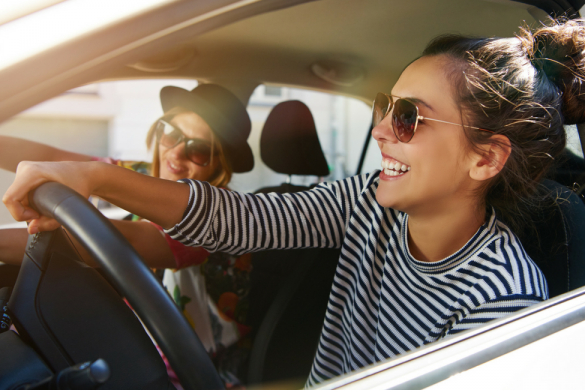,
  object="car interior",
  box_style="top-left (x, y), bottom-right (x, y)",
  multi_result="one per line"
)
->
top-left (2, 0), bottom-right (585, 389)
